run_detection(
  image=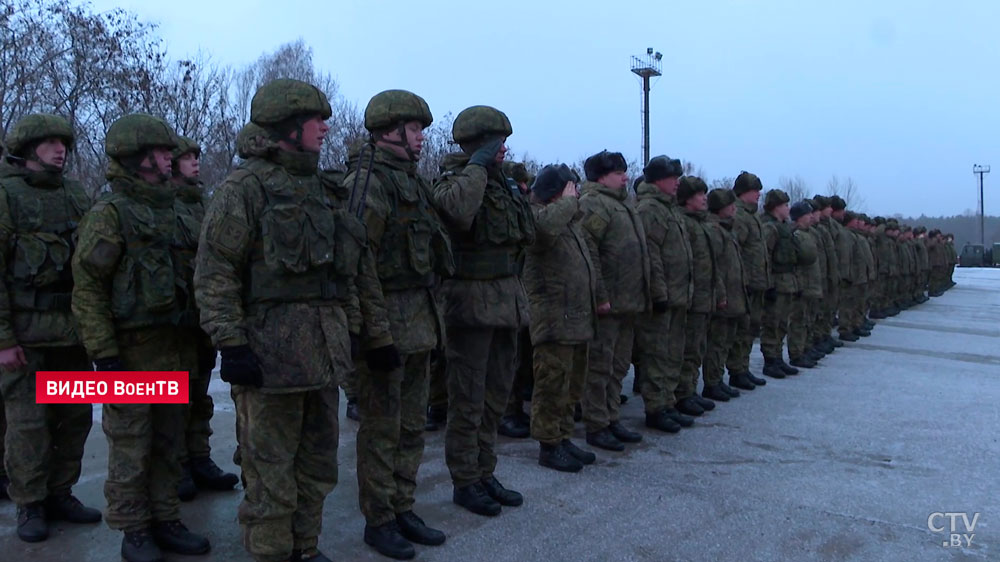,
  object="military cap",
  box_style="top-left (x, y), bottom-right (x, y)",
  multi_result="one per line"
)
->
top-left (733, 171), bottom-right (763, 195)
top-left (677, 176), bottom-right (708, 205)
top-left (502, 161), bottom-right (531, 184)
top-left (764, 189), bottom-right (790, 212)
top-left (531, 163), bottom-right (576, 203)
top-left (914, 226), bottom-right (927, 234)
top-left (811, 195), bottom-right (830, 209)
top-left (790, 200), bottom-right (814, 221)
top-left (829, 195), bottom-right (847, 210)
top-left (643, 155), bottom-right (683, 182)
top-left (583, 150), bottom-right (627, 182)
top-left (707, 188), bottom-right (736, 213)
